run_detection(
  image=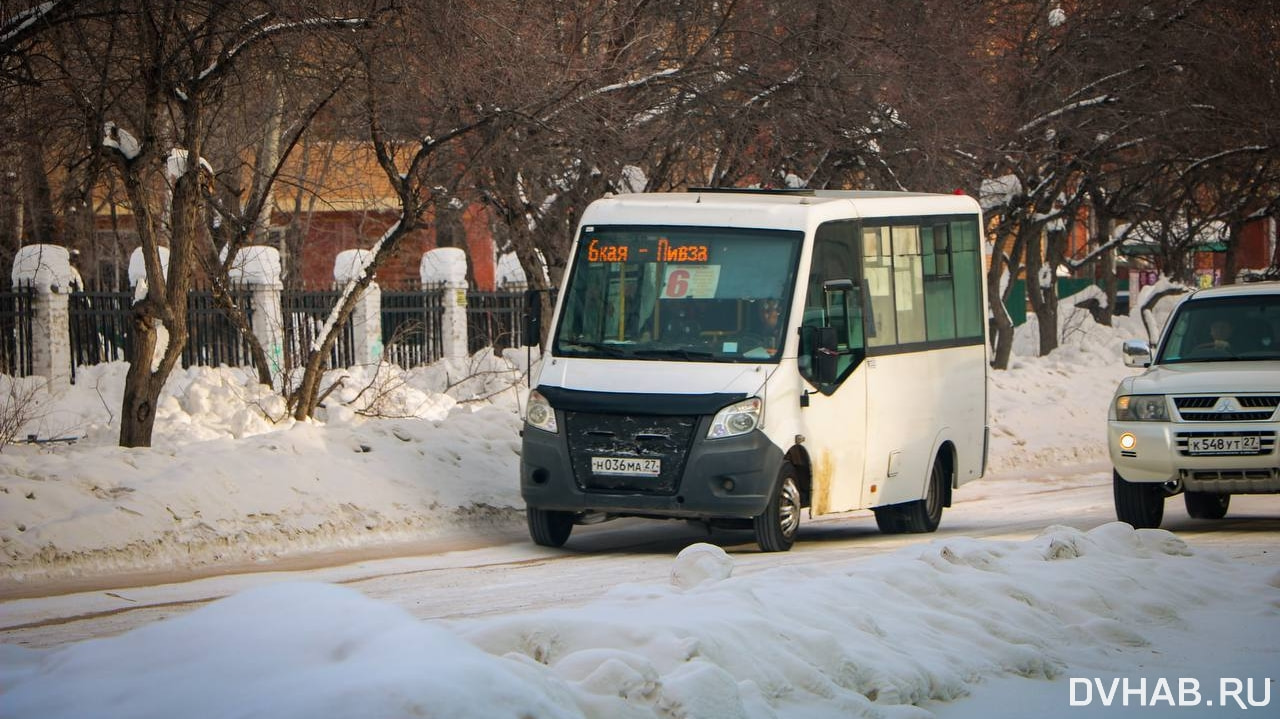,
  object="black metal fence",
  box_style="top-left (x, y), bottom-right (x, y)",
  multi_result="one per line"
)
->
top-left (183, 288), bottom-right (256, 370)
top-left (382, 287), bottom-right (447, 368)
top-left (69, 287), bottom-right (133, 383)
top-left (0, 284), bottom-right (34, 377)
top-left (282, 289), bottom-right (356, 371)
top-left (467, 288), bottom-right (527, 354)
top-left (37, 285), bottom-right (530, 381)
